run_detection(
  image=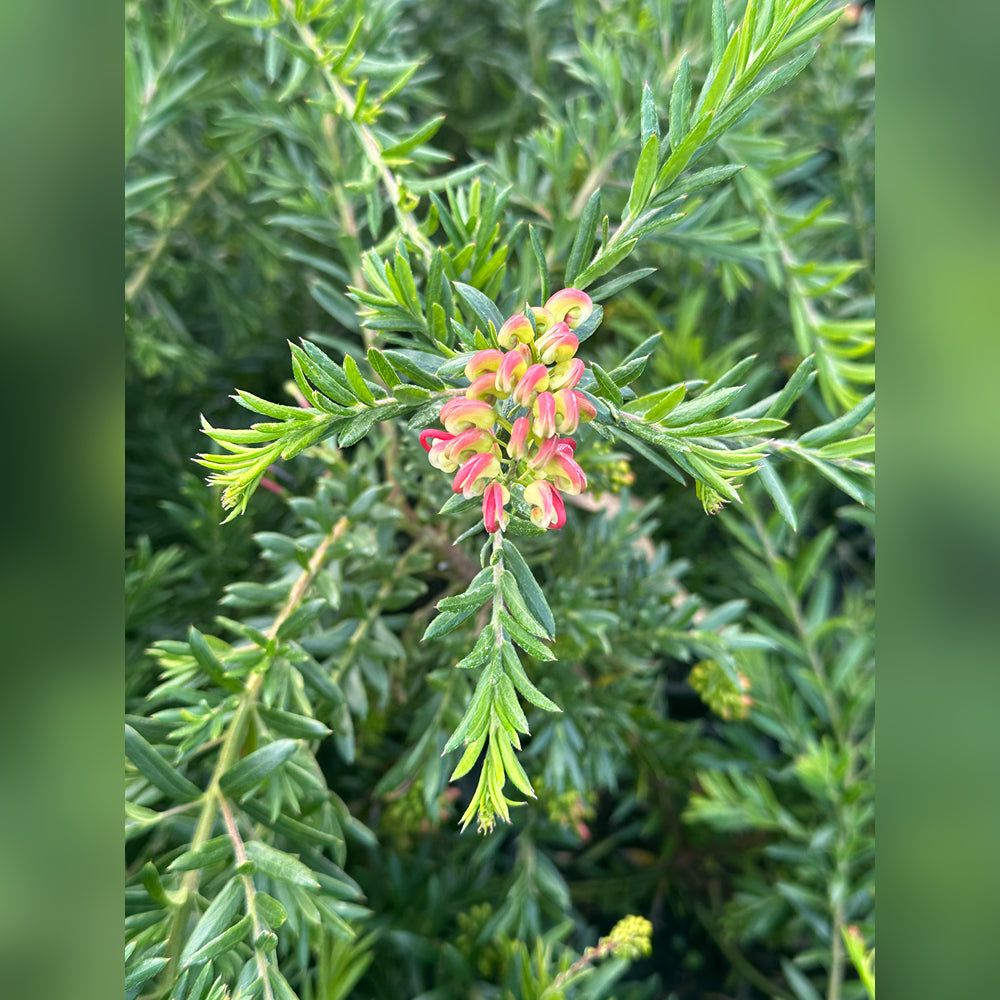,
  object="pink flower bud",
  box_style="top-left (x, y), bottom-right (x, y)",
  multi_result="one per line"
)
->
top-left (523, 480), bottom-right (566, 530)
top-left (466, 373), bottom-right (503, 402)
top-left (497, 314), bottom-right (534, 349)
top-left (440, 397), bottom-right (496, 434)
top-left (535, 323), bottom-right (579, 365)
top-left (495, 350), bottom-right (528, 394)
top-left (526, 433), bottom-right (559, 471)
top-left (452, 451), bottom-right (501, 498)
top-left (574, 390), bottom-right (597, 423)
top-left (531, 391), bottom-right (557, 438)
top-left (511, 364), bottom-right (550, 406)
top-left (530, 306), bottom-right (556, 338)
top-left (465, 348), bottom-right (504, 381)
top-left (544, 451), bottom-right (587, 495)
top-left (544, 288), bottom-right (593, 330)
top-left (507, 416), bottom-right (531, 460)
top-left (482, 481), bottom-right (510, 534)
top-left (548, 357), bottom-right (585, 391)
top-left (553, 388), bottom-right (580, 434)
top-left (420, 429), bottom-right (453, 452)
